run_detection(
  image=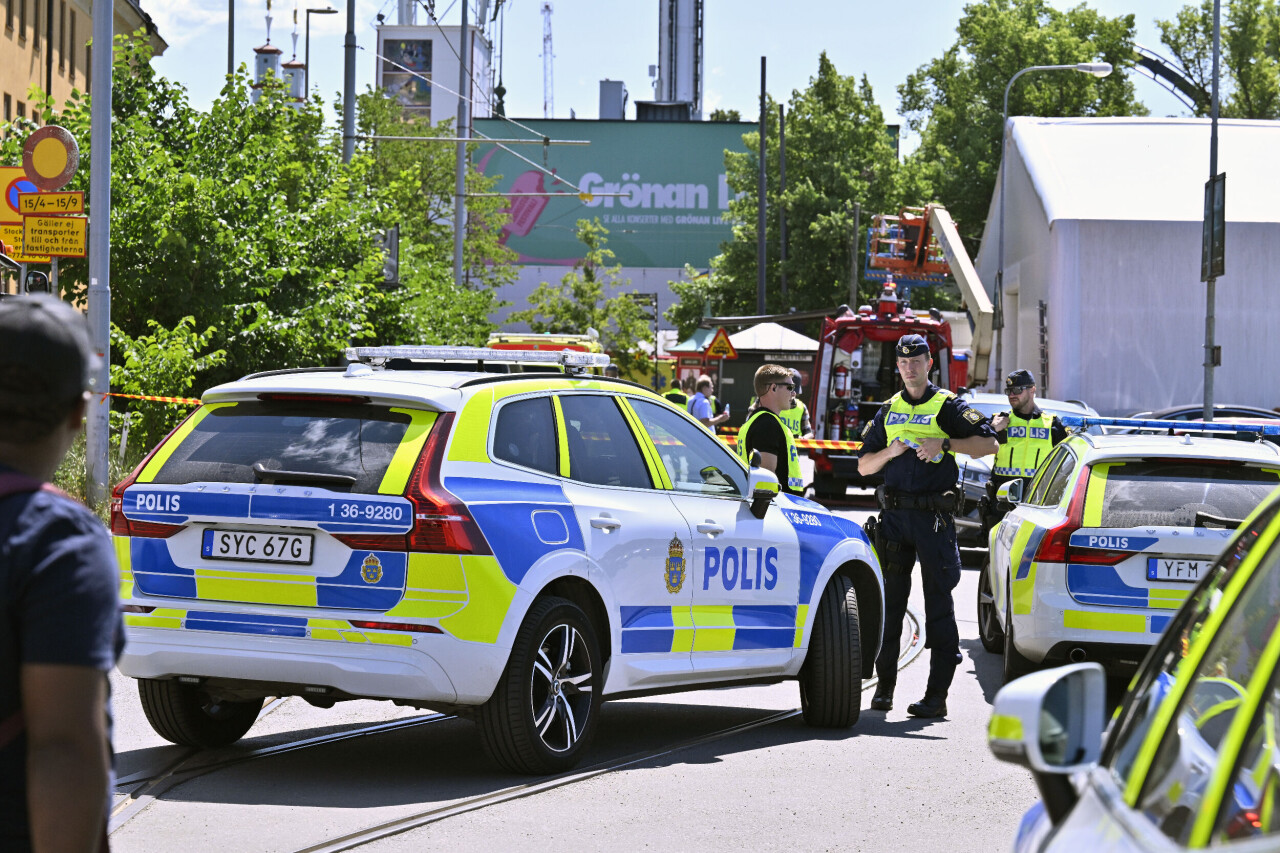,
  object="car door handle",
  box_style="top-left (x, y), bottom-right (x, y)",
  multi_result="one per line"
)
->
top-left (590, 515), bottom-right (622, 531)
top-left (696, 521), bottom-right (725, 536)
